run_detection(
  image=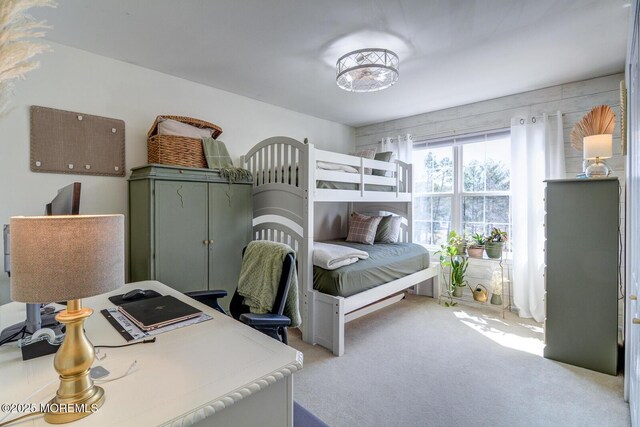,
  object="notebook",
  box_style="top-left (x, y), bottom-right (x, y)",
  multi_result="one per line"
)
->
top-left (117, 295), bottom-right (202, 331)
